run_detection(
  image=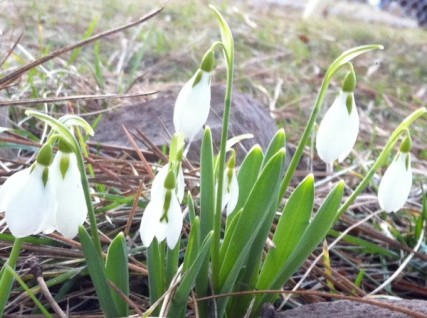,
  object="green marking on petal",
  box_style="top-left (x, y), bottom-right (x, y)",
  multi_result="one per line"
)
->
top-left (42, 167), bottom-right (49, 187)
top-left (346, 93), bottom-right (353, 114)
top-left (192, 70), bottom-right (203, 88)
top-left (60, 153), bottom-right (70, 179)
top-left (161, 190), bottom-right (172, 222)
